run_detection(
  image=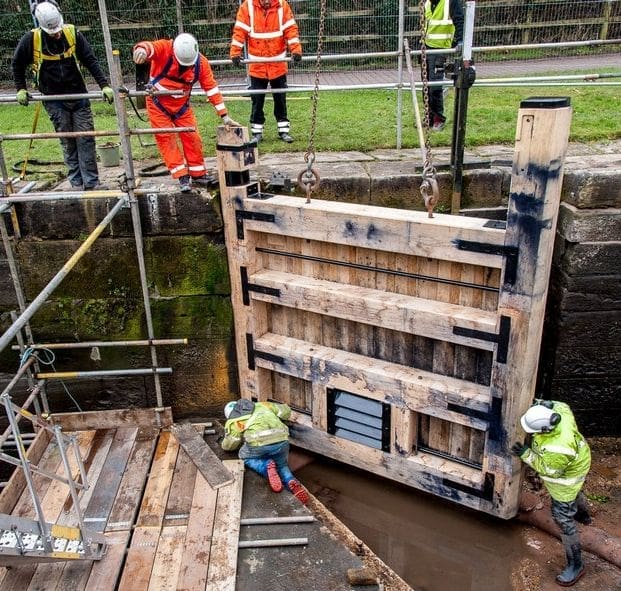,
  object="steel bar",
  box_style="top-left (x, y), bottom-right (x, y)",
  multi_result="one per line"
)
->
top-left (0, 196), bottom-right (128, 354)
top-left (2, 188), bottom-right (166, 204)
top-left (0, 89), bottom-right (183, 104)
top-left (0, 381), bottom-right (45, 449)
top-left (36, 368), bottom-right (173, 379)
top-left (0, 127), bottom-right (194, 141)
top-left (54, 425), bottom-right (87, 539)
top-left (1, 393), bottom-right (52, 551)
top-left (396, 0), bottom-right (405, 149)
top-left (70, 435), bottom-right (89, 490)
top-left (240, 516), bottom-right (316, 526)
top-left (255, 247), bottom-right (500, 292)
top-left (238, 537), bottom-right (308, 548)
top-left (0, 142), bottom-right (22, 235)
top-left (0, 452), bottom-right (85, 488)
top-left (12, 338), bottom-right (188, 351)
top-left (0, 356), bottom-right (36, 398)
